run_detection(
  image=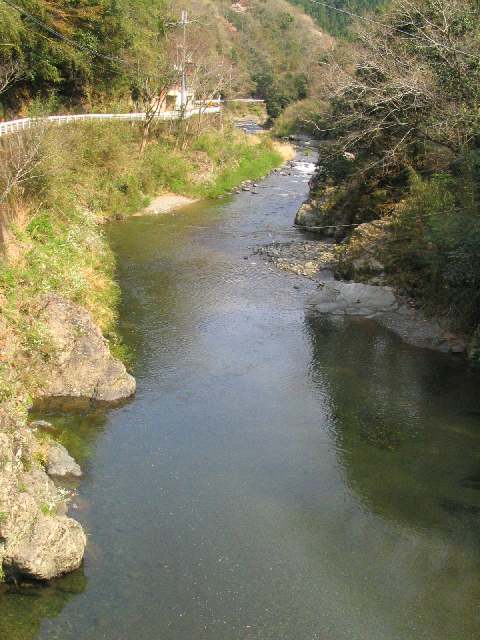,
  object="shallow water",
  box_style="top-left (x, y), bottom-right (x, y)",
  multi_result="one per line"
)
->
top-left (3, 150), bottom-right (480, 640)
